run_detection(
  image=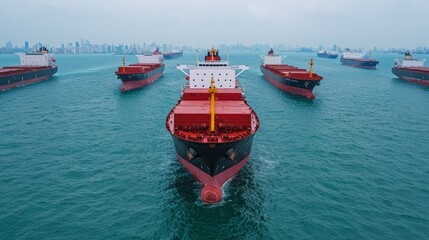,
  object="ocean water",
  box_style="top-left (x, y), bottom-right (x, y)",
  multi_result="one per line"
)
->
top-left (1, 51), bottom-right (429, 239)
